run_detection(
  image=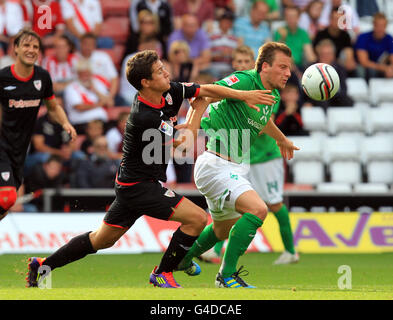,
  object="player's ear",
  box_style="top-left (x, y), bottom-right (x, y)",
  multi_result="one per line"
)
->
top-left (141, 78), bottom-right (150, 89)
